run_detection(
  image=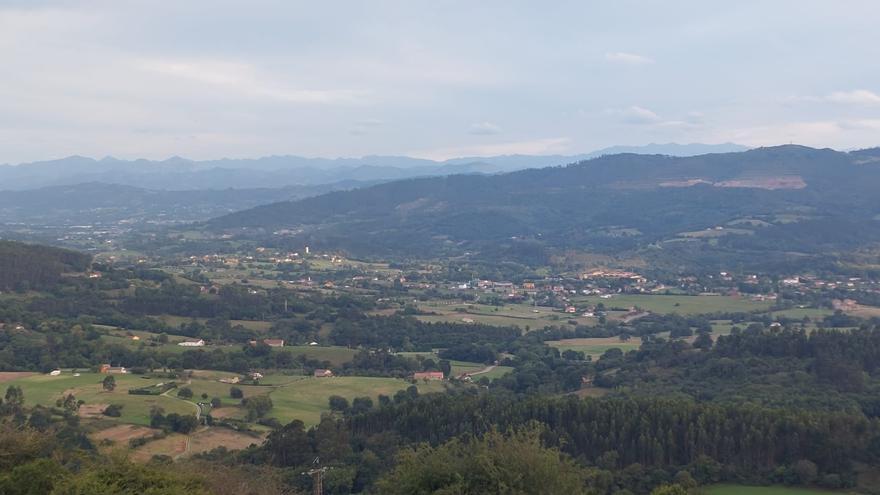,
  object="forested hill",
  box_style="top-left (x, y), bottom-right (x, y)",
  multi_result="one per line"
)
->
top-left (206, 145), bottom-right (880, 267)
top-left (0, 240), bottom-right (91, 290)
